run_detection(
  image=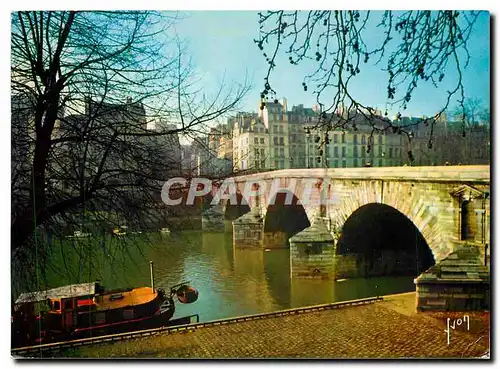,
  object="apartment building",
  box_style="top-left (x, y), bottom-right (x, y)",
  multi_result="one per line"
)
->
top-left (210, 98), bottom-right (489, 175)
